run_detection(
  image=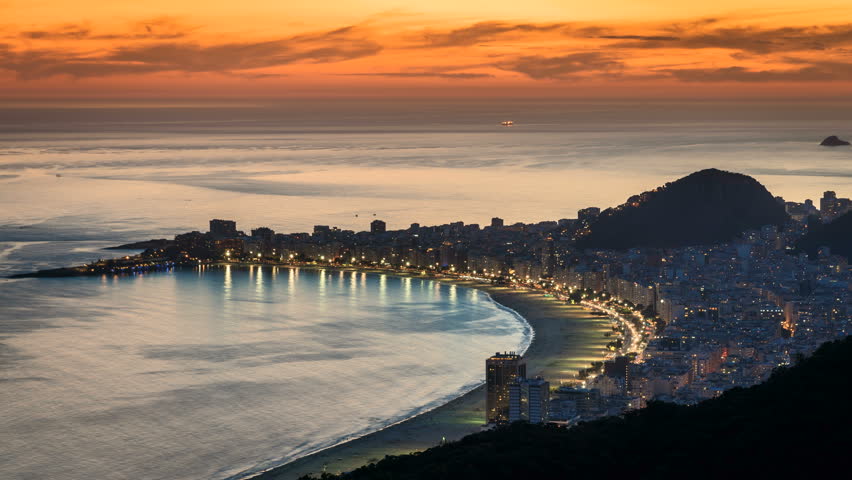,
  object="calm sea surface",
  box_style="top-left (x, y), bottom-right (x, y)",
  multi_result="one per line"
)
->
top-left (2, 100), bottom-right (852, 478)
top-left (0, 267), bottom-right (531, 479)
